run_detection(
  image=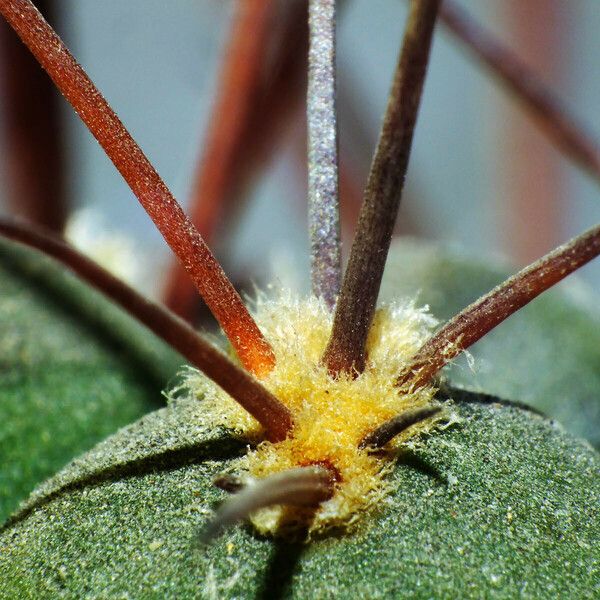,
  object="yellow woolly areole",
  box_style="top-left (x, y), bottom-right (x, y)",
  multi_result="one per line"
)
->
top-left (181, 293), bottom-right (444, 535)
